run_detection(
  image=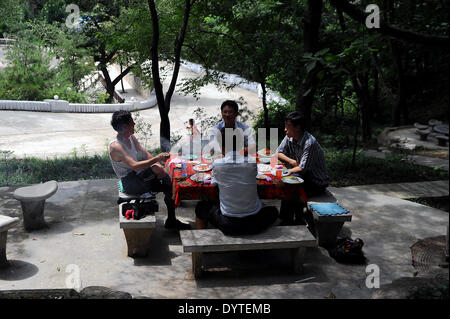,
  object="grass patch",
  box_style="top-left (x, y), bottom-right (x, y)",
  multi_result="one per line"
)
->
top-left (0, 149), bottom-right (448, 187)
top-left (0, 153), bottom-right (116, 186)
top-left (326, 150), bottom-right (448, 187)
